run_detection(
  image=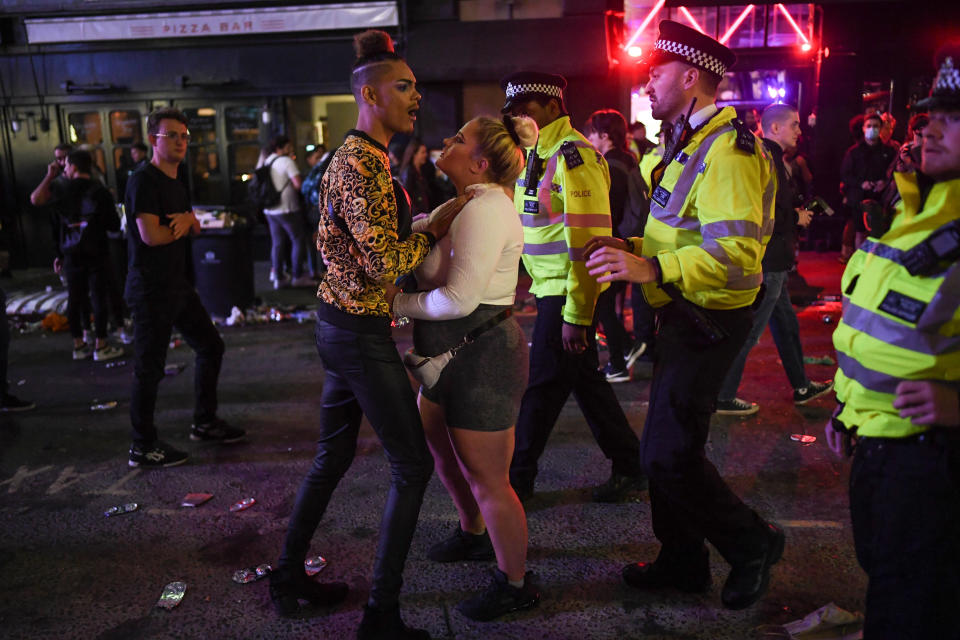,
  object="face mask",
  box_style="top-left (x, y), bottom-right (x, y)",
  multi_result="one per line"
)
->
top-left (864, 128), bottom-right (879, 141)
